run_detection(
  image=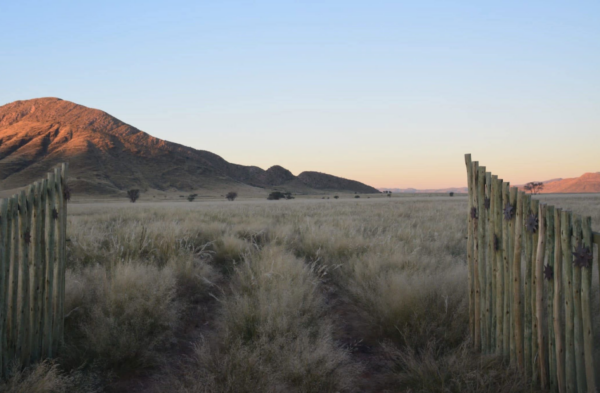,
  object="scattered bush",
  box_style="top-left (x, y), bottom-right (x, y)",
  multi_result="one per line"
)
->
top-left (126, 189), bottom-right (140, 203)
top-left (354, 195), bottom-right (360, 199)
top-left (226, 191), bottom-right (238, 201)
top-left (334, 195), bottom-right (339, 199)
top-left (187, 193), bottom-right (198, 202)
top-left (267, 191), bottom-right (294, 200)
top-left (449, 192), bottom-right (454, 197)
top-left (387, 192), bottom-right (391, 197)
